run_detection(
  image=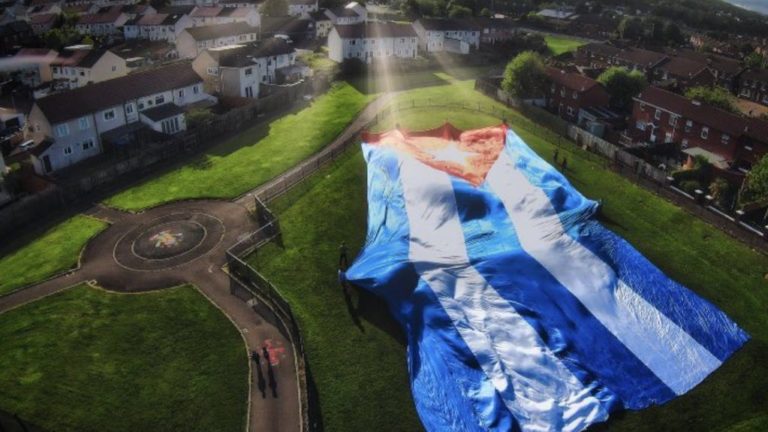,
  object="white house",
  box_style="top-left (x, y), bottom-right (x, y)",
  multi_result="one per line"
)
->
top-left (190, 6), bottom-right (259, 27)
top-left (50, 47), bottom-right (128, 89)
top-left (288, 0), bottom-right (318, 18)
top-left (412, 18), bottom-right (481, 54)
top-left (192, 37), bottom-right (299, 98)
top-left (124, 12), bottom-right (193, 42)
top-left (75, 7), bottom-right (129, 37)
top-left (26, 62), bottom-right (215, 174)
top-left (176, 22), bottom-right (258, 59)
top-left (0, 150), bottom-right (11, 206)
top-left (325, 2), bottom-right (366, 25)
top-left (327, 22), bottom-right (418, 63)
